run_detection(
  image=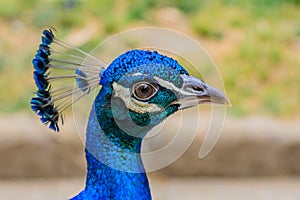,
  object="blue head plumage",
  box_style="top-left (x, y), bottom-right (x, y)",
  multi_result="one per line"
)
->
top-left (100, 50), bottom-right (188, 85)
top-left (97, 50), bottom-right (189, 134)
